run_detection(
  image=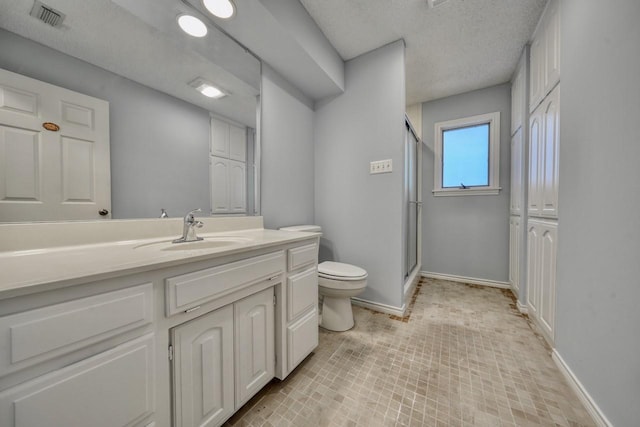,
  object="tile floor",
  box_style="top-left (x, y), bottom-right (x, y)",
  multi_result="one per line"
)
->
top-left (225, 278), bottom-right (595, 427)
